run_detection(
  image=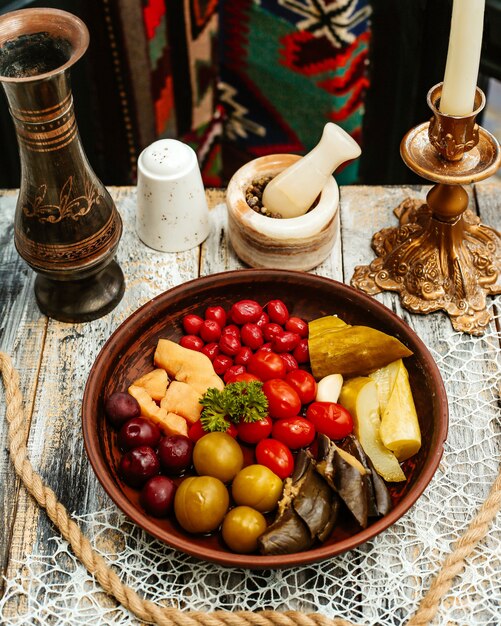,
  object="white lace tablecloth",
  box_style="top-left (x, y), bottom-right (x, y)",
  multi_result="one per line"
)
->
top-left (0, 186), bottom-right (500, 625)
